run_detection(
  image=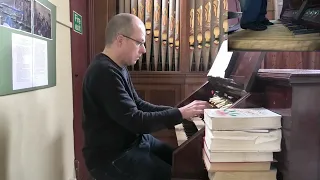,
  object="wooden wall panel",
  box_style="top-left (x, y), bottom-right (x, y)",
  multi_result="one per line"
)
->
top-left (131, 72), bottom-right (207, 106)
top-left (149, 89), bottom-right (179, 106)
top-left (264, 52), bottom-right (320, 69)
top-left (134, 85), bottom-right (181, 106)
